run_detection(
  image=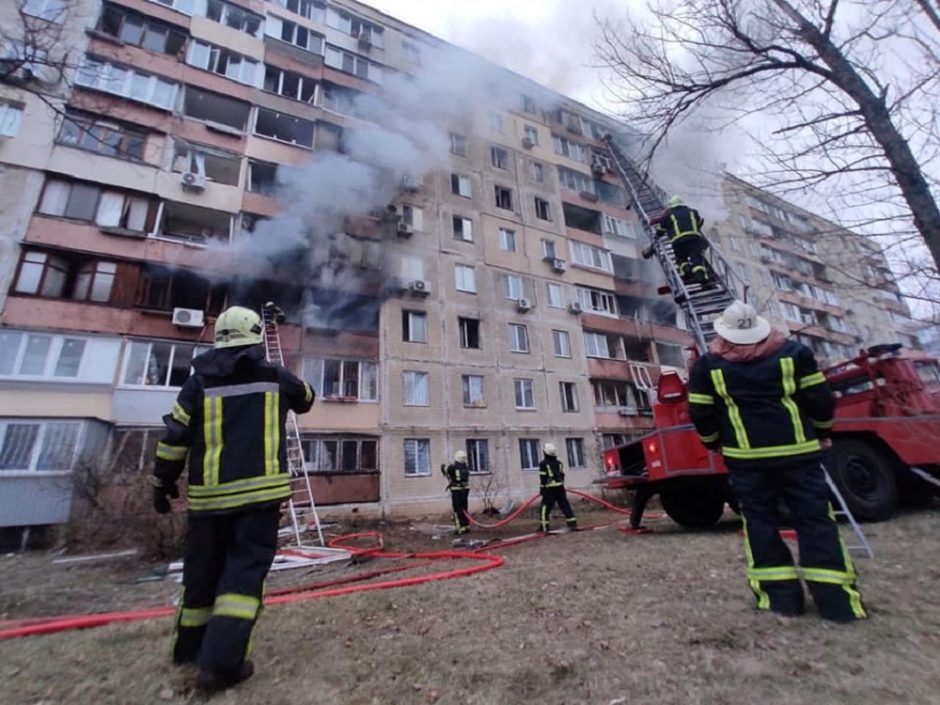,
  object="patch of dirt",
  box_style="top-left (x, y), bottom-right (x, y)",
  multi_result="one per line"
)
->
top-left (1, 500), bottom-right (939, 705)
